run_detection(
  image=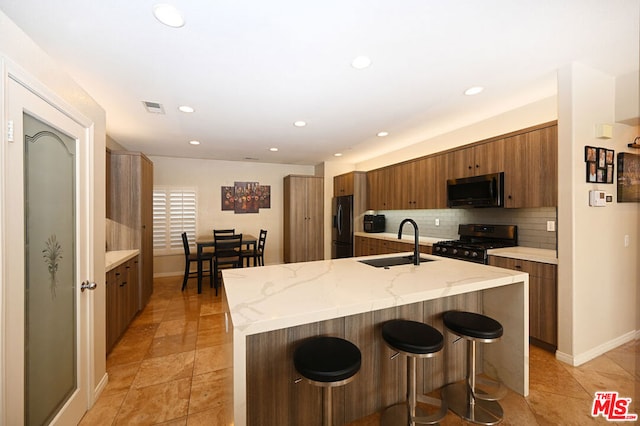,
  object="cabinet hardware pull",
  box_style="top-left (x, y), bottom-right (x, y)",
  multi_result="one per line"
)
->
top-left (294, 378), bottom-right (302, 384)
